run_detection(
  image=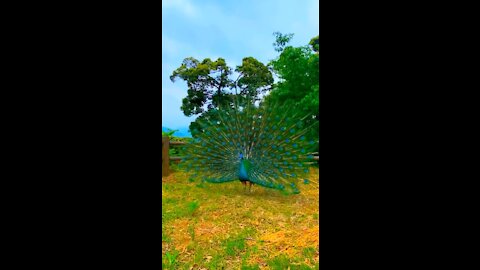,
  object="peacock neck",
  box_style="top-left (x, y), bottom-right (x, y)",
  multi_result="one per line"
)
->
top-left (238, 159), bottom-right (249, 181)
